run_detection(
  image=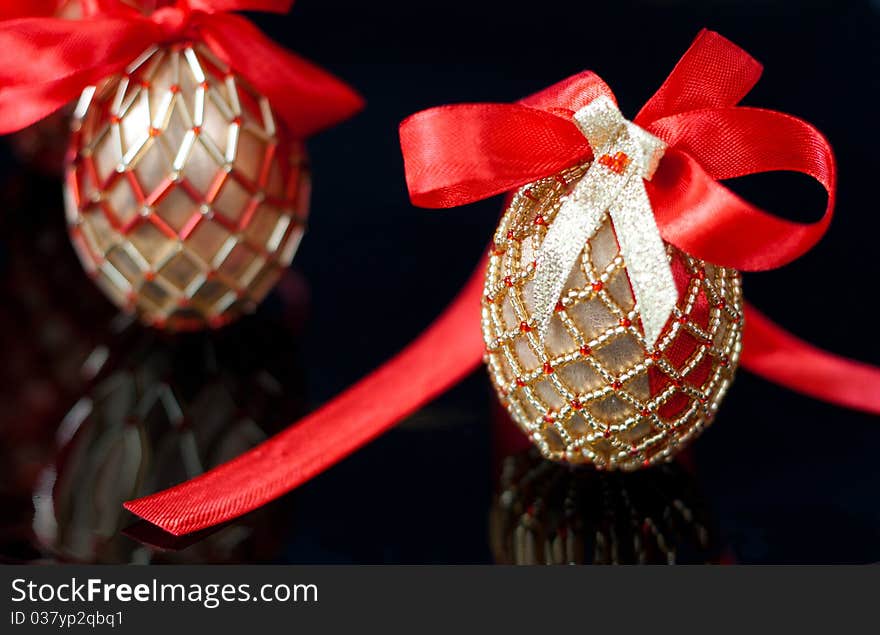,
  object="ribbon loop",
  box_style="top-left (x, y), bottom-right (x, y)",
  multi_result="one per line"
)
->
top-left (0, 0), bottom-right (363, 137)
top-left (532, 96), bottom-right (676, 348)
